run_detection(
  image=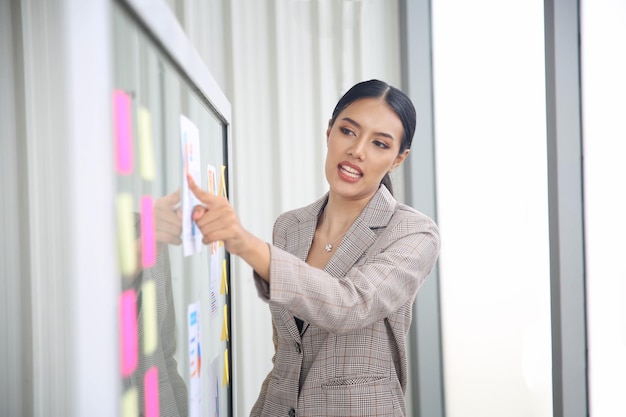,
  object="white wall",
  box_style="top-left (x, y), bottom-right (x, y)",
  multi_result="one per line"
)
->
top-left (581, 1), bottom-right (626, 416)
top-left (432, 1), bottom-right (553, 416)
